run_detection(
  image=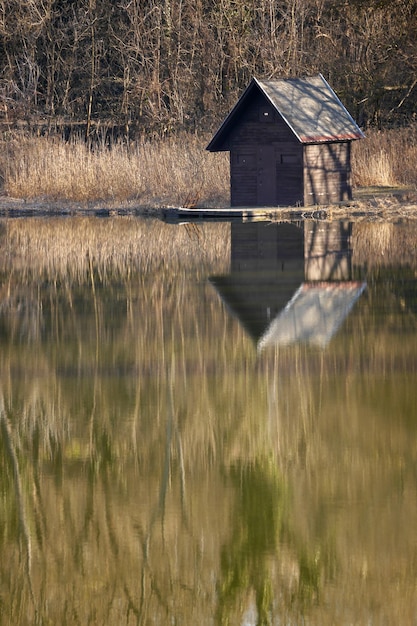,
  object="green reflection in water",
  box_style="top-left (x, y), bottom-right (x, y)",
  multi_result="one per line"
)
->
top-left (217, 460), bottom-right (286, 625)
